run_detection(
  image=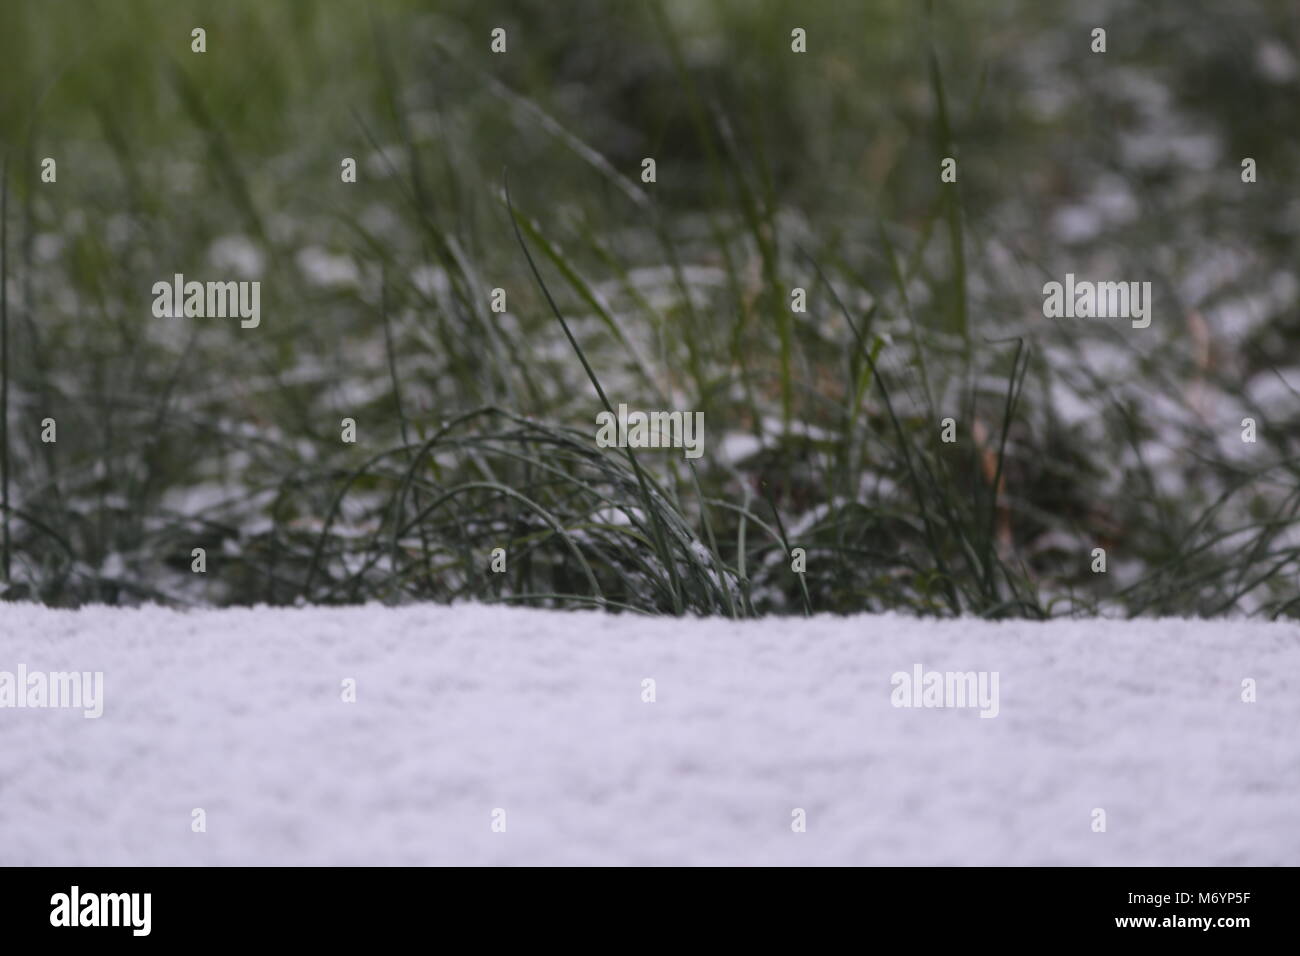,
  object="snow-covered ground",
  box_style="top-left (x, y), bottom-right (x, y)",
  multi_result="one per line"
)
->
top-left (0, 602), bottom-right (1296, 866)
